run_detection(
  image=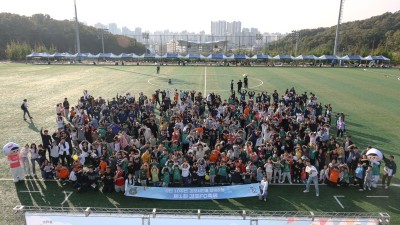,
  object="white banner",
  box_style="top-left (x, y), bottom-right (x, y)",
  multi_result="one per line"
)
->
top-left (25, 212), bottom-right (379, 225)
